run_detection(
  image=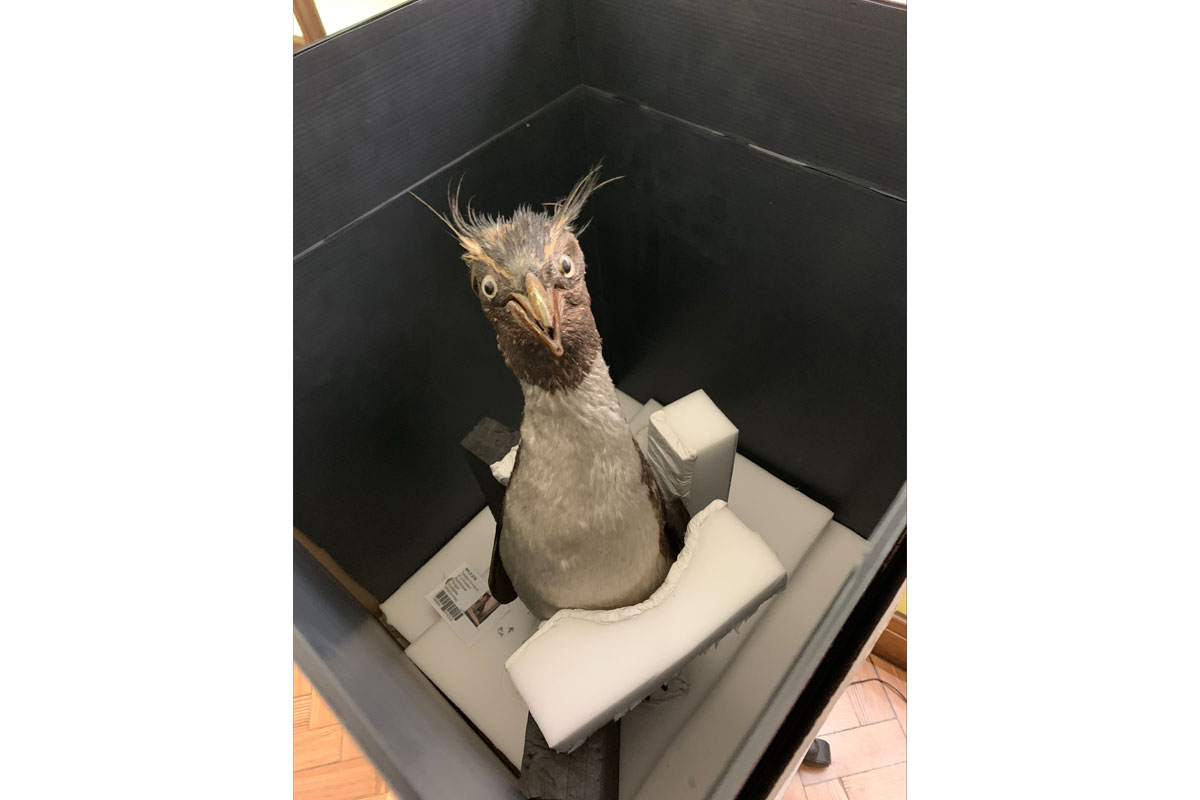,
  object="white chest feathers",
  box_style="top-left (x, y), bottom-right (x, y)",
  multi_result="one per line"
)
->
top-left (500, 357), bottom-right (667, 619)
